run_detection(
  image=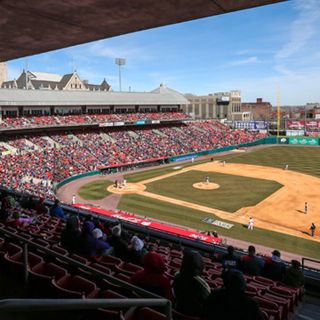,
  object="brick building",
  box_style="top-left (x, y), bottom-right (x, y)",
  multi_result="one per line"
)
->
top-left (241, 98), bottom-right (272, 121)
